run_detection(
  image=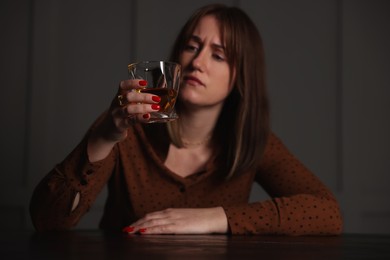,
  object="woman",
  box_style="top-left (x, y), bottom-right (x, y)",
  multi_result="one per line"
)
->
top-left (30, 4), bottom-right (343, 235)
